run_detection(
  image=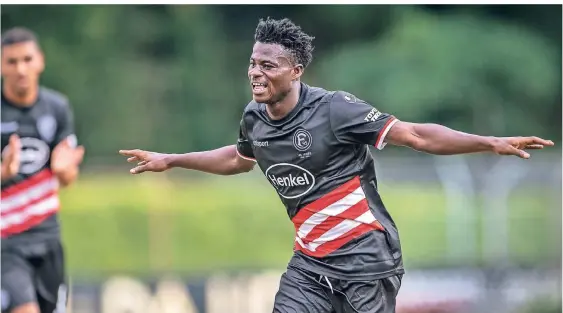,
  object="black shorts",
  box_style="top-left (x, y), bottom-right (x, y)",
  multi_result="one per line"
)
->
top-left (273, 266), bottom-right (402, 313)
top-left (1, 241), bottom-right (67, 313)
